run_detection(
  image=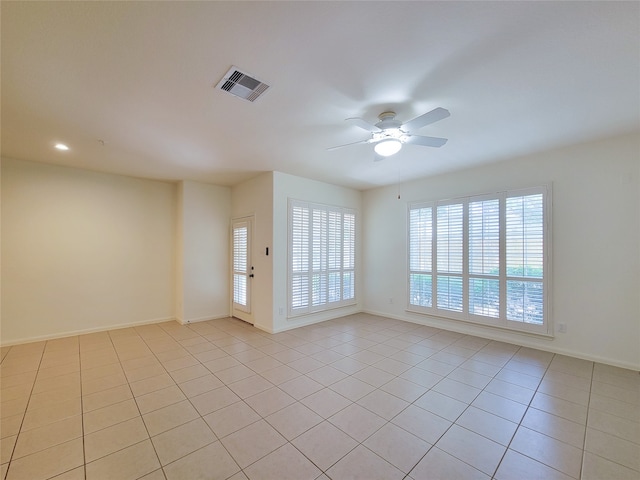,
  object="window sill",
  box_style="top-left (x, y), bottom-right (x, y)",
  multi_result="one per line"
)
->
top-left (405, 307), bottom-right (554, 339)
